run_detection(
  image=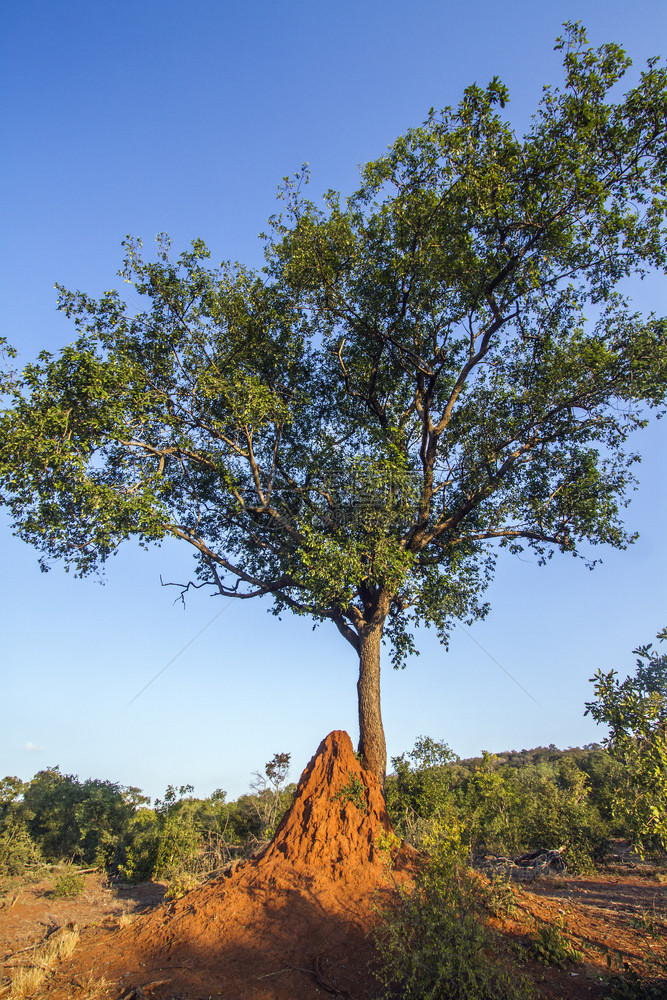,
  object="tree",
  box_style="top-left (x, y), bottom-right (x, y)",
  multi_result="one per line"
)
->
top-left (1, 25), bottom-right (667, 780)
top-left (585, 630), bottom-right (667, 853)
top-left (18, 767), bottom-right (144, 863)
